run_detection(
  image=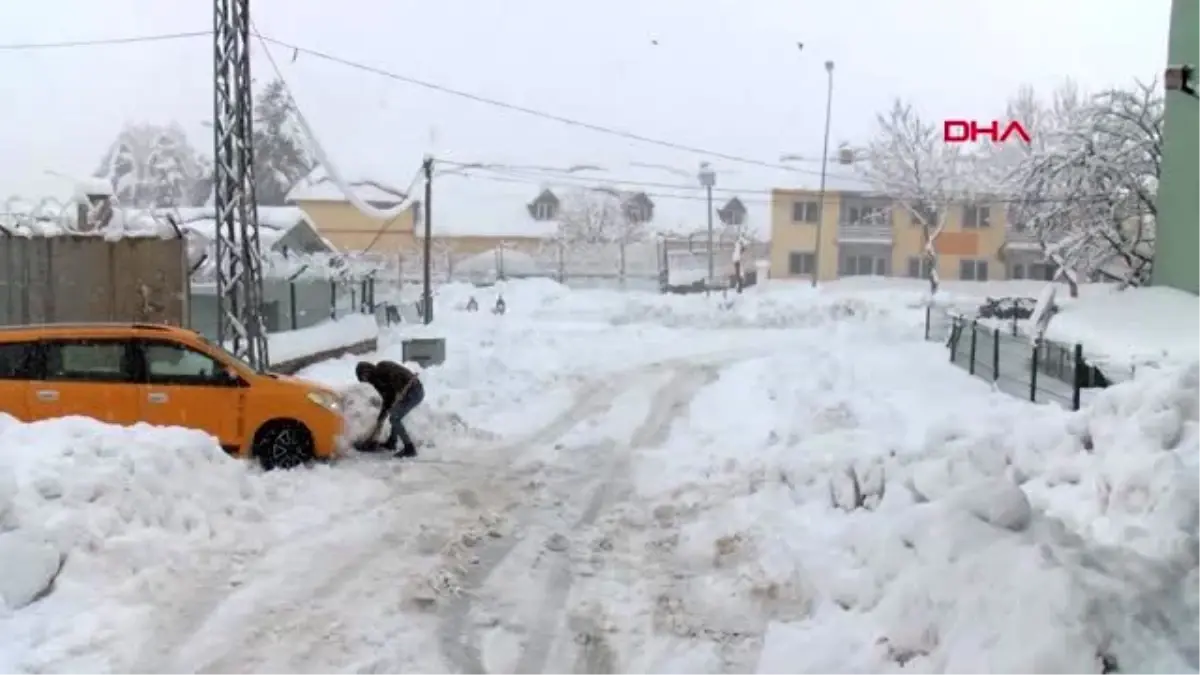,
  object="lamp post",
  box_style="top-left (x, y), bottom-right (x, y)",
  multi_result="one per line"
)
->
top-left (698, 161), bottom-right (716, 292)
top-left (813, 59), bottom-right (835, 288)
